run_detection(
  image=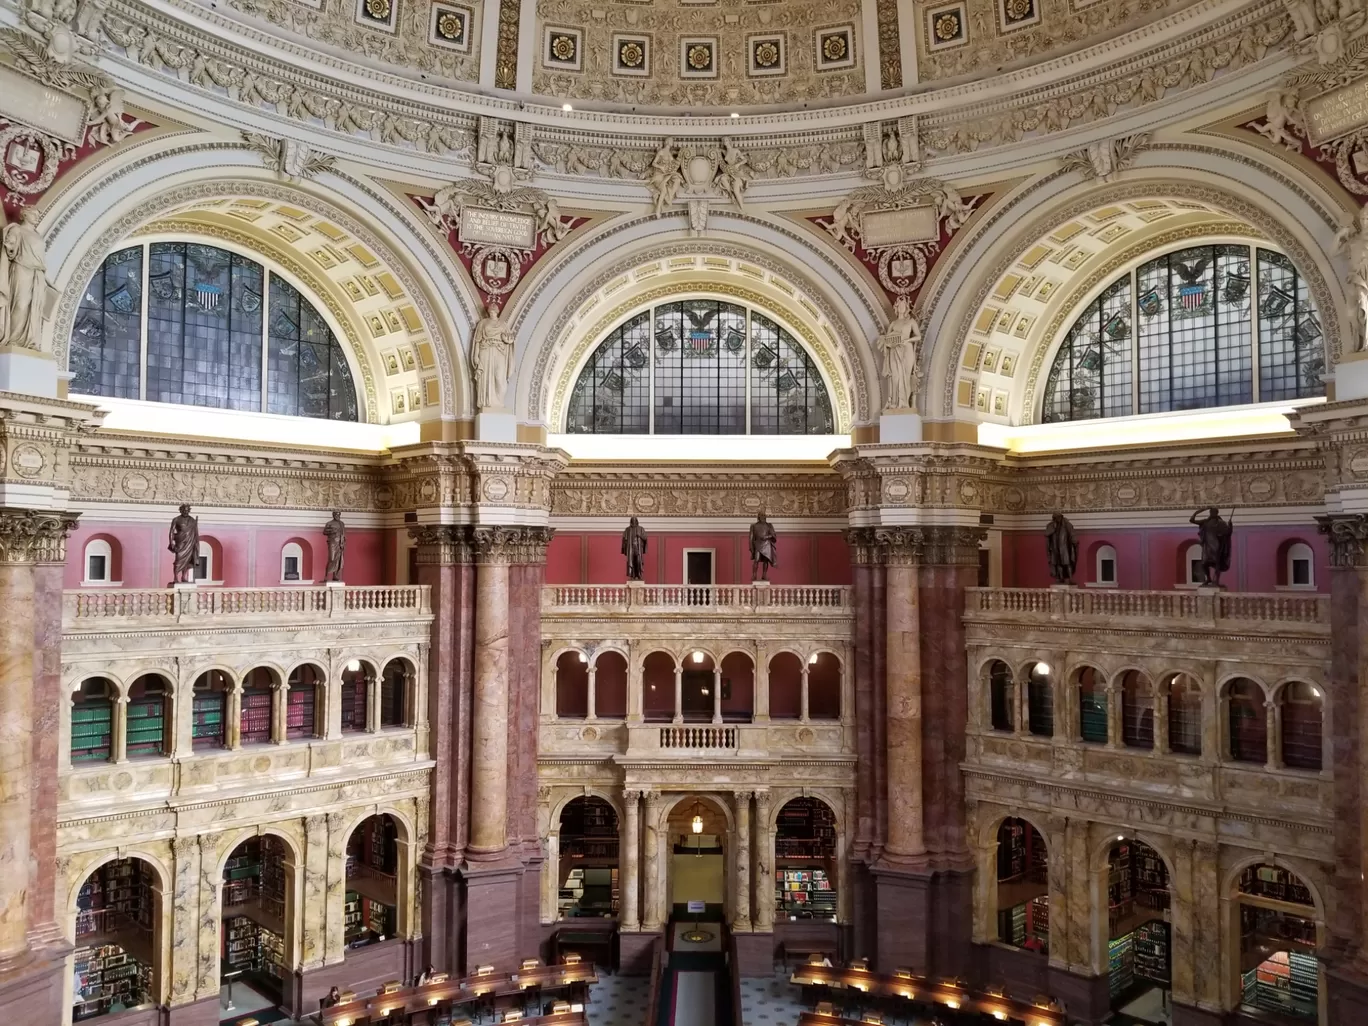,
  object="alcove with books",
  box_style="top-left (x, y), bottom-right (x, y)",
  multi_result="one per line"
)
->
top-left (774, 797), bottom-right (837, 922)
top-left (73, 858), bottom-right (159, 1021)
top-left (345, 814), bottom-right (399, 948)
top-left (1237, 863), bottom-right (1319, 1021)
top-left (557, 796), bottom-right (620, 918)
top-left (994, 817), bottom-right (1049, 953)
top-left (220, 835), bottom-right (291, 1003)
top-left (1106, 839), bottom-right (1172, 1012)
